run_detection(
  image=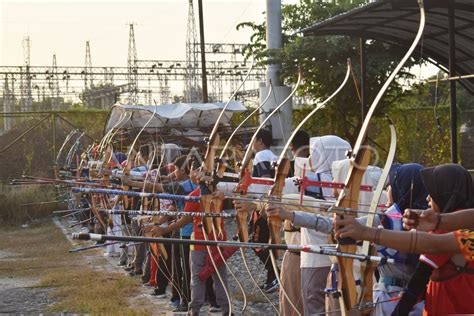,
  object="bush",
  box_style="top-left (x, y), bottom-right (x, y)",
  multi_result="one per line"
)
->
top-left (0, 184), bottom-right (64, 224)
